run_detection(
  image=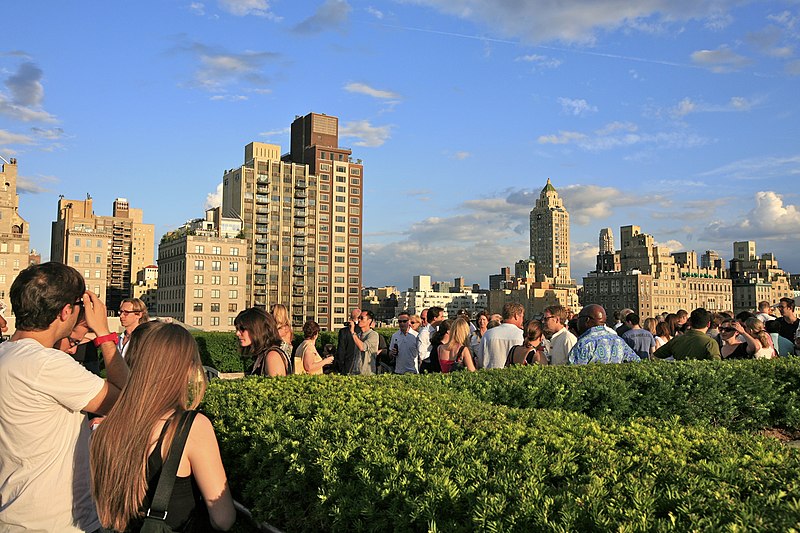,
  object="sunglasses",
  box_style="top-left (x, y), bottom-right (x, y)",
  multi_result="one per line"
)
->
top-left (720, 327), bottom-right (737, 333)
top-left (66, 337), bottom-right (82, 348)
top-left (398, 319), bottom-right (409, 323)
